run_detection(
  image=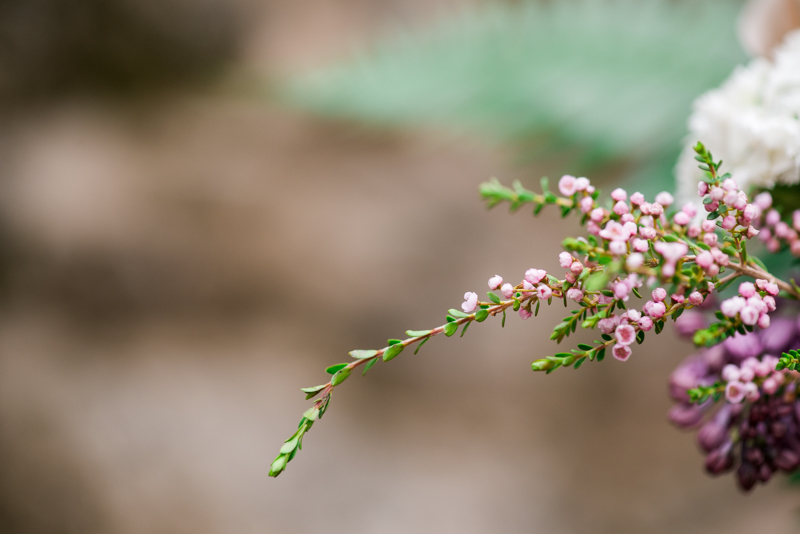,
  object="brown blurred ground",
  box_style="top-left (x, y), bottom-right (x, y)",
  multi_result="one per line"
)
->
top-left (0, 1), bottom-right (799, 533)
